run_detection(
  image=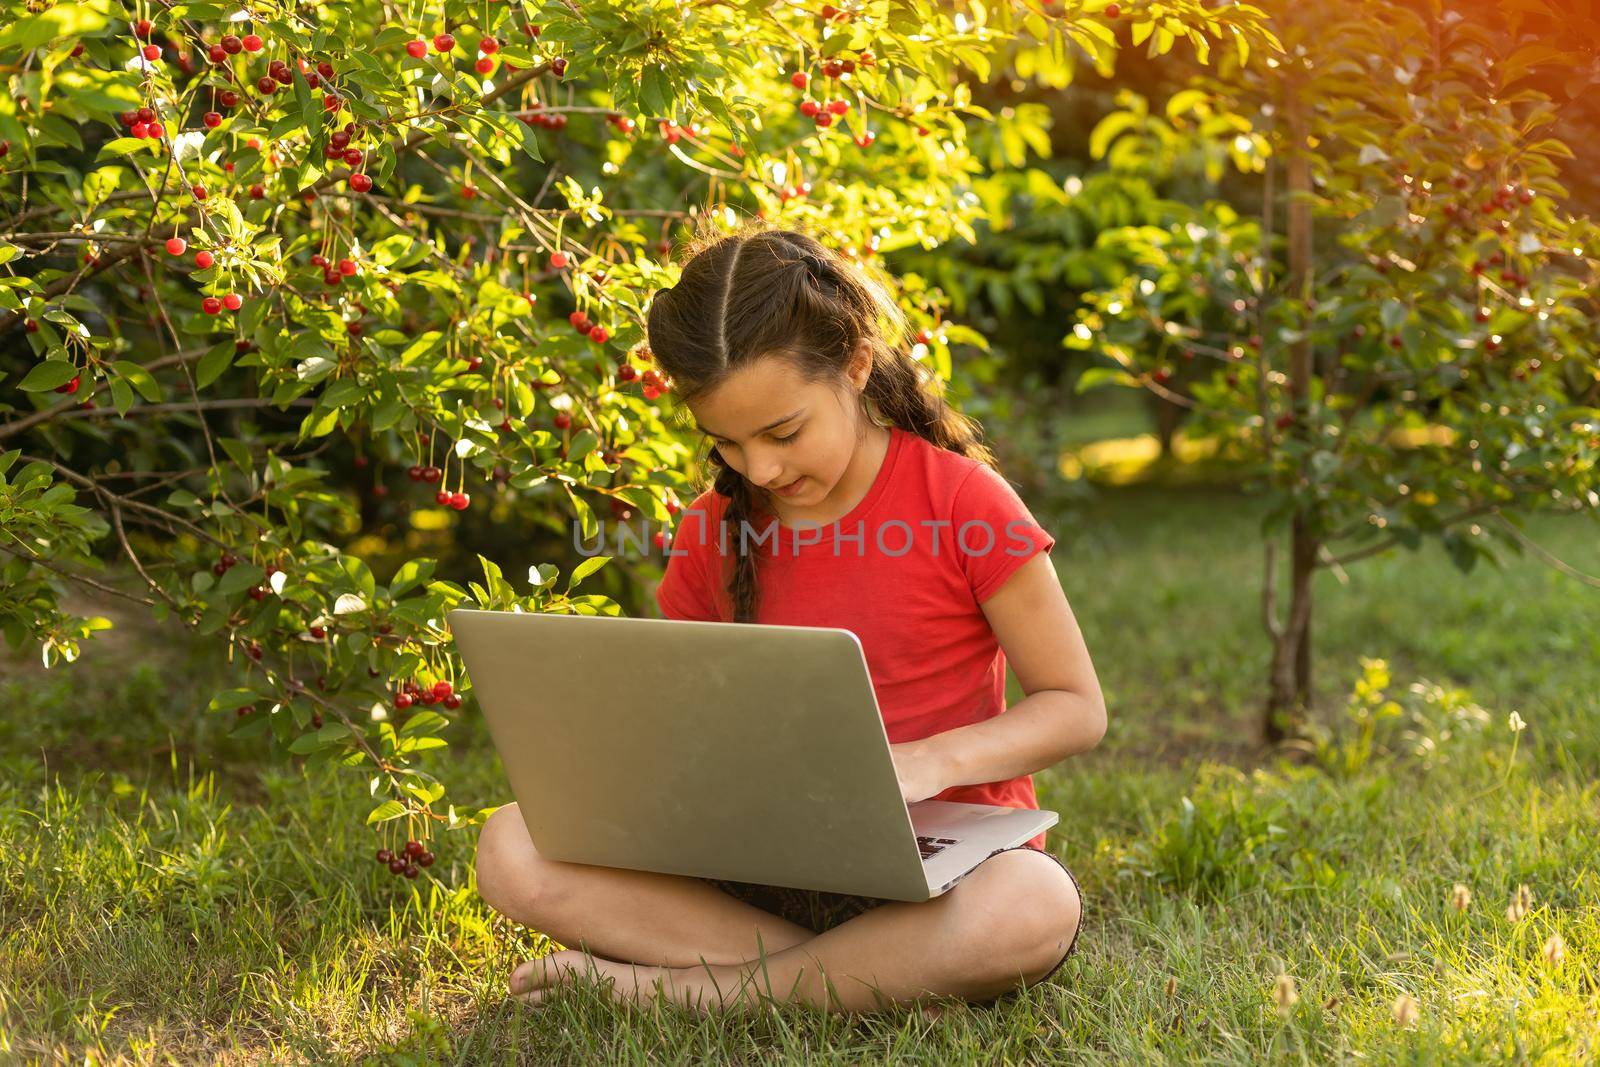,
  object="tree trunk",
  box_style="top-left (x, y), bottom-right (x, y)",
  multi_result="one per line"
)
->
top-left (1264, 76), bottom-right (1319, 743)
top-left (1264, 515), bottom-right (1319, 743)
